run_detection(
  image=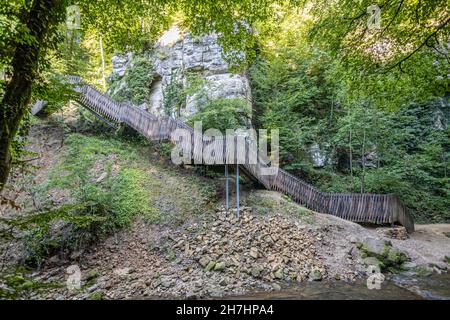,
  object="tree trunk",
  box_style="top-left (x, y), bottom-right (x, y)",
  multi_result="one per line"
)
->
top-left (99, 34), bottom-right (106, 91)
top-left (360, 106), bottom-right (367, 193)
top-left (0, 0), bottom-right (65, 190)
top-left (349, 128), bottom-right (353, 177)
top-left (360, 127), bottom-right (366, 193)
